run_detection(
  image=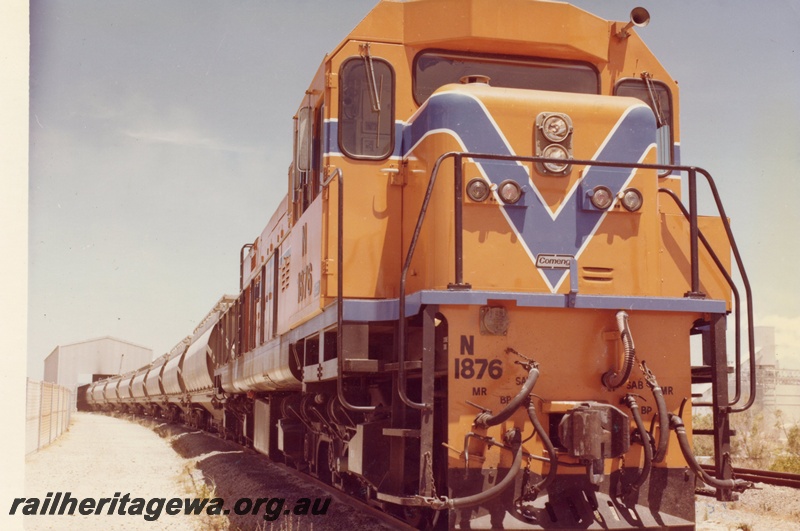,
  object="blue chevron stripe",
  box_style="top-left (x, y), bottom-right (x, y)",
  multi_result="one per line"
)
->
top-left (402, 91), bottom-right (656, 291)
top-left (325, 90), bottom-right (657, 292)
